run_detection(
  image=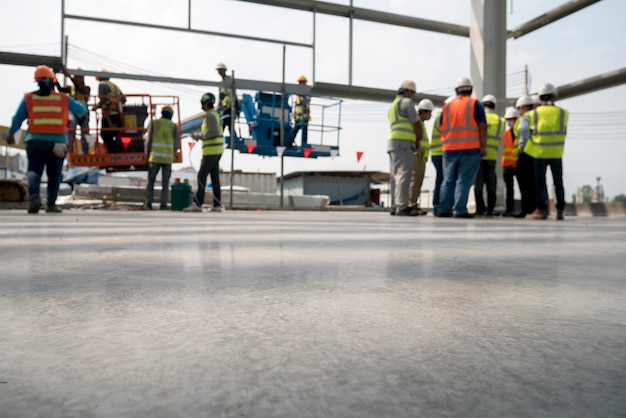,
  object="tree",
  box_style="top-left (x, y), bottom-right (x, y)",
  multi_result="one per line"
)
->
top-left (580, 185), bottom-right (594, 203)
top-left (613, 194), bottom-right (626, 203)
